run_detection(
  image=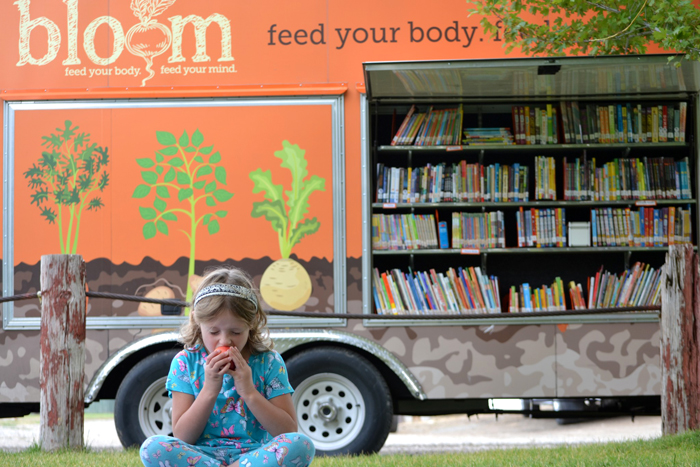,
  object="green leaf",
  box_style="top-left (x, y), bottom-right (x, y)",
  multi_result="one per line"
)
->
top-left (160, 146), bottom-right (179, 156)
top-left (215, 166), bottom-right (227, 184)
top-left (177, 172), bottom-right (191, 185)
top-left (179, 130), bottom-right (189, 147)
top-left (206, 197), bottom-right (216, 207)
top-left (207, 219), bottom-right (220, 235)
top-left (87, 197), bottom-right (104, 211)
top-left (143, 222), bottom-right (157, 239)
top-left (194, 181), bottom-right (206, 189)
top-left (288, 217), bottom-right (321, 250)
top-left (202, 213), bottom-right (212, 225)
top-left (30, 190), bottom-right (50, 206)
top-left (185, 146), bottom-right (196, 153)
top-left (209, 152), bottom-right (221, 163)
top-left (156, 220), bottom-right (169, 235)
top-left (194, 156), bottom-right (204, 163)
top-left (156, 131), bottom-right (177, 146)
top-left (162, 212), bottom-right (178, 221)
top-left (191, 129), bottom-right (204, 146)
top-left (164, 168), bottom-right (176, 183)
top-left (216, 210), bottom-right (228, 218)
top-left (139, 206), bottom-right (157, 220)
top-left (251, 200), bottom-right (287, 234)
top-left (178, 188), bottom-right (193, 201)
top-left (200, 145), bottom-right (213, 155)
top-left (136, 158), bottom-right (155, 168)
top-left (196, 166), bottom-right (213, 178)
top-left (276, 140), bottom-right (308, 209)
top-left (155, 166), bottom-right (164, 175)
top-left (155, 151), bottom-right (164, 163)
top-left (141, 171), bottom-right (158, 184)
top-left (287, 174), bottom-right (325, 230)
top-left (213, 189), bottom-right (233, 202)
top-left (205, 181), bottom-right (217, 193)
top-left (249, 168), bottom-right (283, 202)
top-left (40, 206), bottom-right (57, 224)
top-left (169, 157), bottom-right (184, 167)
top-left (132, 184), bottom-right (151, 198)
top-left (153, 197), bottom-right (167, 212)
